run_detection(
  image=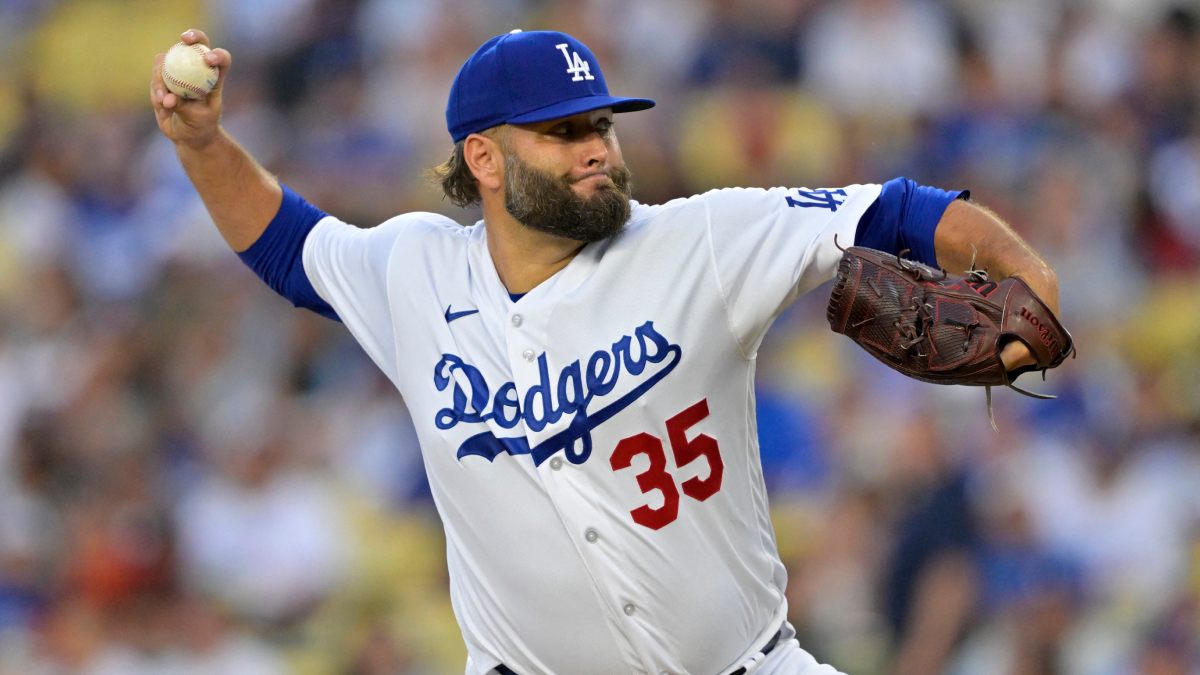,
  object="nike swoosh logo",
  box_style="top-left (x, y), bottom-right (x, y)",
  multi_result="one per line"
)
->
top-left (444, 305), bottom-right (480, 323)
